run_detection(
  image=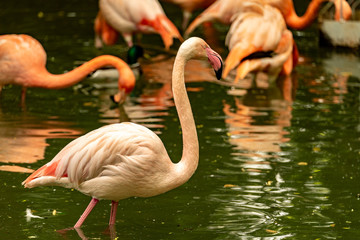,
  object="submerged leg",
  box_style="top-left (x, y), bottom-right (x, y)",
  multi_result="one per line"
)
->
top-left (74, 198), bottom-right (99, 228)
top-left (109, 201), bottom-right (119, 225)
top-left (21, 87), bottom-right (27, 106)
